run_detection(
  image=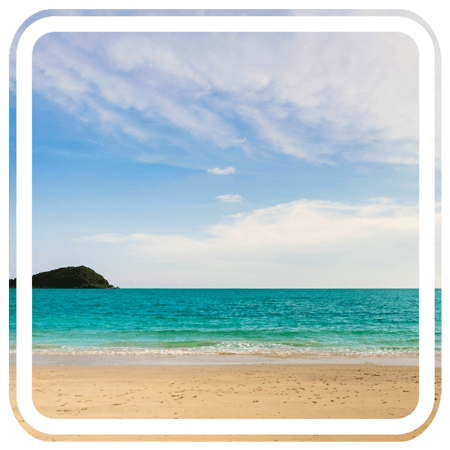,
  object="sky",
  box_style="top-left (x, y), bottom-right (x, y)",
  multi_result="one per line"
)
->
top-left (10, 18), bottom-right (437, 288)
